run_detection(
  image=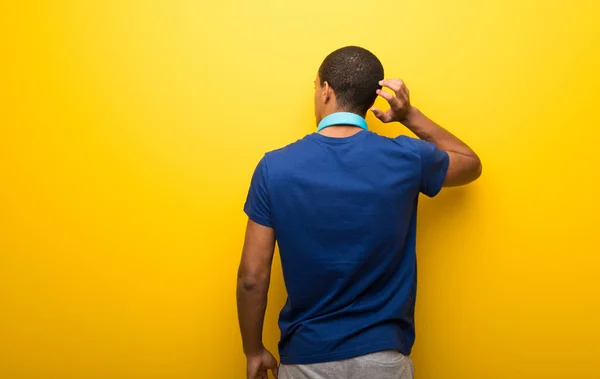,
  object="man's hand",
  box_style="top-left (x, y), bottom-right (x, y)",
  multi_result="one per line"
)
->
top-left (247, 348), bottom-right (279, 379)
top-left (371, 79), bottom-right (412, 123)
top-left (371, 77), bottom-right (482, 187)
